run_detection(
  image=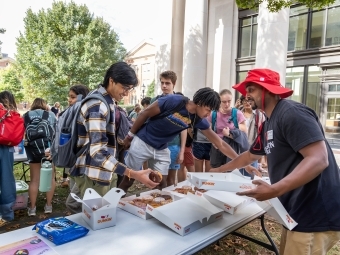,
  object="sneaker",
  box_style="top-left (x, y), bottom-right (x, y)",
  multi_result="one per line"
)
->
top-left (44, 204), bottom-right (53, 214)
top-left (27, 207), bottom-right (36, 216)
